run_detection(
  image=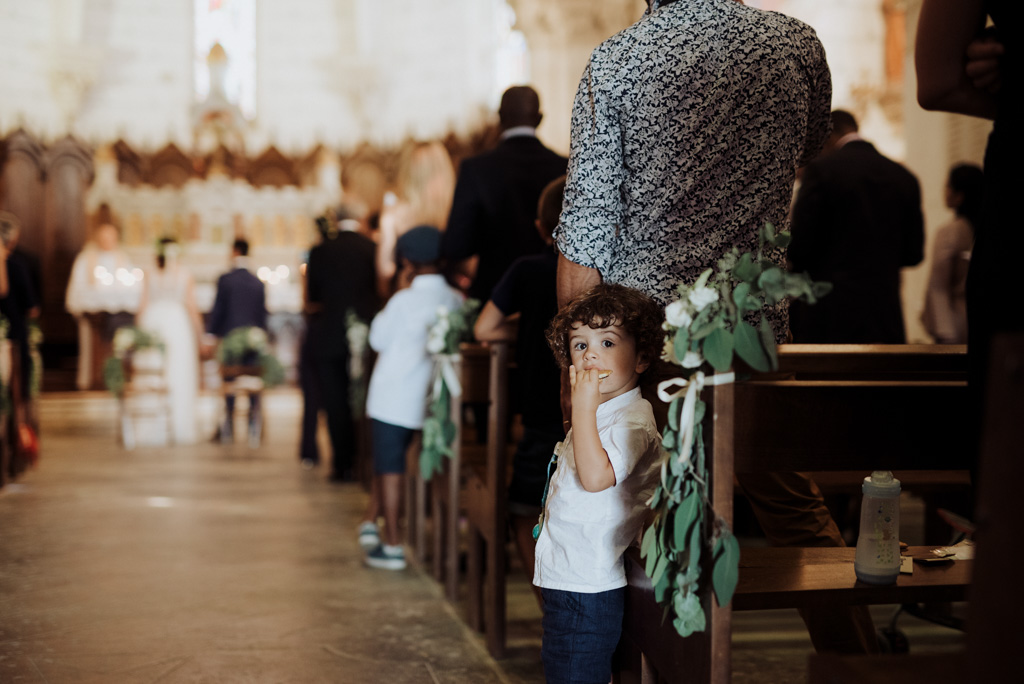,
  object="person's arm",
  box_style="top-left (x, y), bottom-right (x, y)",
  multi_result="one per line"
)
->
top-left (556, 255), bottom-right (601, 309)
top-left (922, 223), bottom-right (959, 343)
top-left (569, 364), bottom-right (616, 492)
top-left (915, 0), bottom-right (997, 119)
top-left (799, 27), bottom-right (833, 166)
top-left (901, 178), bottom-right (926, 267)
top-left (473, 300), bottom-right (516, 342)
